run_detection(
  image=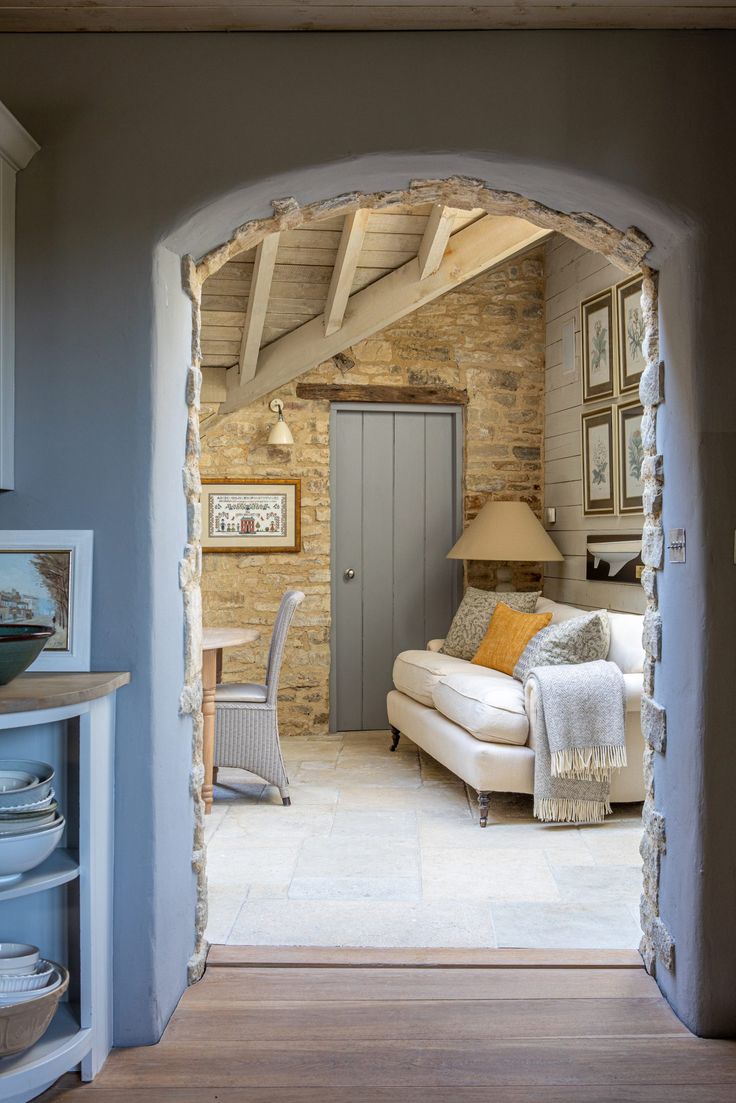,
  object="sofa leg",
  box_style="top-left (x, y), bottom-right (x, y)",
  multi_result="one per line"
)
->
top-left (389, 726), bottom-right (401, 752)
top-left (477, 791), bottom-right (491, 828)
